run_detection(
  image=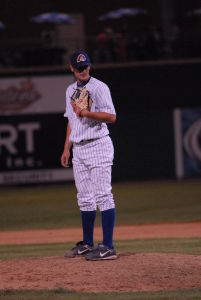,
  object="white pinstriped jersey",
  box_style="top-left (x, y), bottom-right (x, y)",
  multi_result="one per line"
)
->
top-left (64, 76), bottom-right (116, 143)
